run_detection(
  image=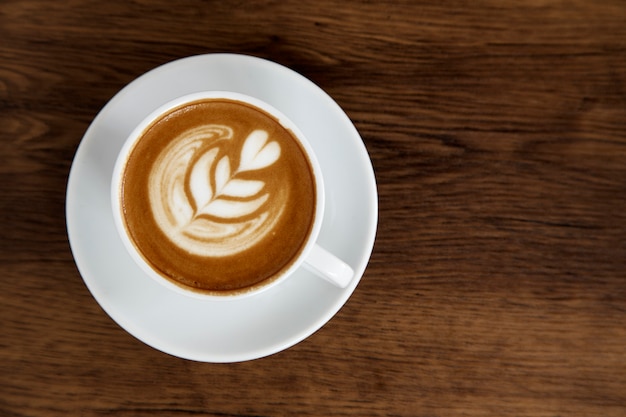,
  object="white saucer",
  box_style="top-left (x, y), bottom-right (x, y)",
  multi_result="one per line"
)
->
top-left (66, 54), bottom-right (378, 362)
